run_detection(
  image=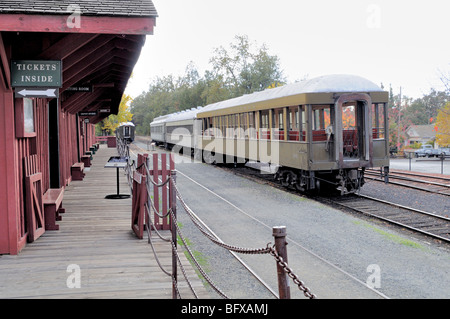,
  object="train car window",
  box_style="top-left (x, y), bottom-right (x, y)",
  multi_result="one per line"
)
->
top-left (312, 105), bottom-right (331, 130)
top-left (203, 118), bottom-right (208, 136)
top-left (298, 105), bottom-right (306, 141)
top-left (342, 103), bottom-right (356, 130)
top-left (372, 103), bottom-right (385, 139)
top-left (260, 111), bottom-right (269, 128)
top-left (229, 114), bottom-right (234, 138)
top-left (271, 109), bottom-right (282, 140)
top-left (240, 113), bottom-right (247, 138)
top-left (311, 105), bottom-right (332, 142)
top-left (286, 107), bottom-right (300, 141)
top-left (278, 112), bottom-right (284, 130)
top-left (324, 107), bottom-right (331, 128)
top-left (248, 112), bottom-right (256, 139)
top-left (260, 110), bottom-right (270, 140)
top-left (222, 115), bottom-right (226, 137)
top-left (218, 116), bottom-right (223, 137)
